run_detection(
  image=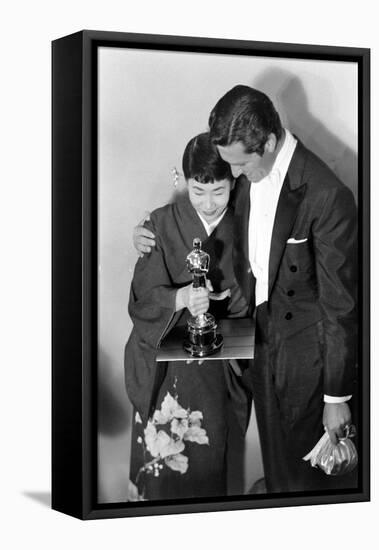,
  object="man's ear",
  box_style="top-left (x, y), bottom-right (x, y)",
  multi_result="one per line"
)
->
top-left (264, 133), bottom-right (277, 154)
